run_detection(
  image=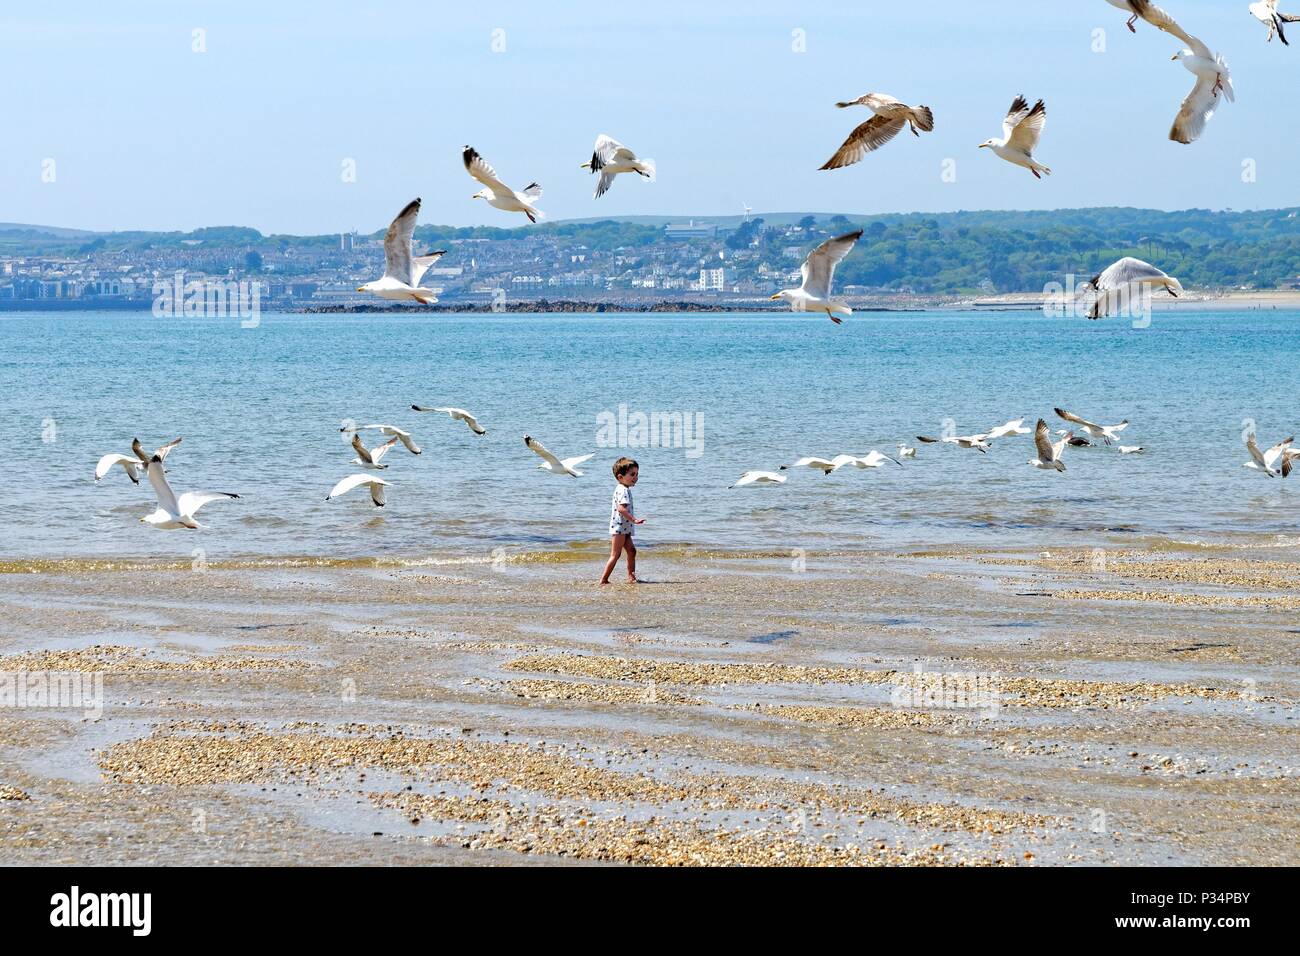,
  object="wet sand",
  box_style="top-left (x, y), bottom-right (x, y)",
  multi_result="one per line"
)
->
top-left (0, 543), bottom-right (1296, 866)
